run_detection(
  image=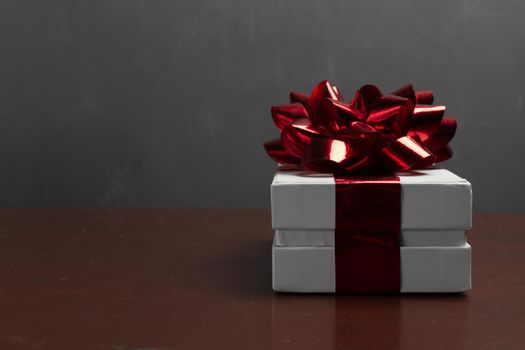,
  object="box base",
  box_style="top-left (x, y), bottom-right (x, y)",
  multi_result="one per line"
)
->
top-left (273, 242), bottom-right (471, 293)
